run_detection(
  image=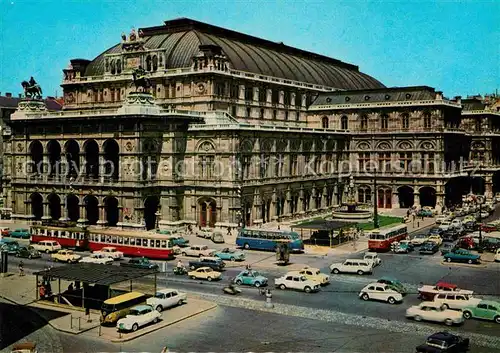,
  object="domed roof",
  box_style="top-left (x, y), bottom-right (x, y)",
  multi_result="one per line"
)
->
top-left (85, 18), bottom-right (384, 90)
